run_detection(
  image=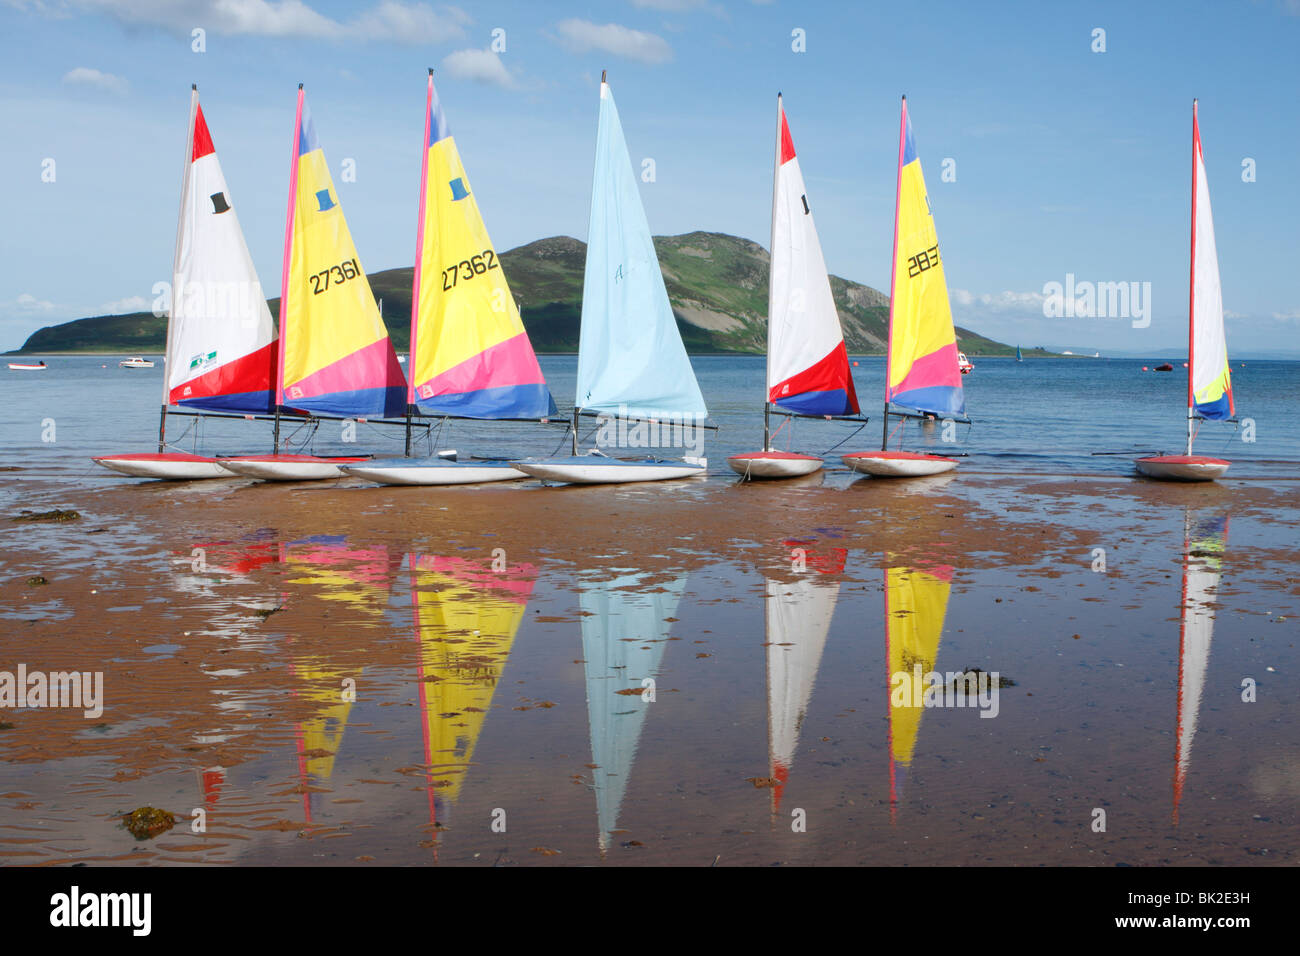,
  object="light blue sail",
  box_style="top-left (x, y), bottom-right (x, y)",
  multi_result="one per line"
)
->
top-left (582, 571), bottom-right (686, 851)
top-left (576, 82), bottom-right (707, 421)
